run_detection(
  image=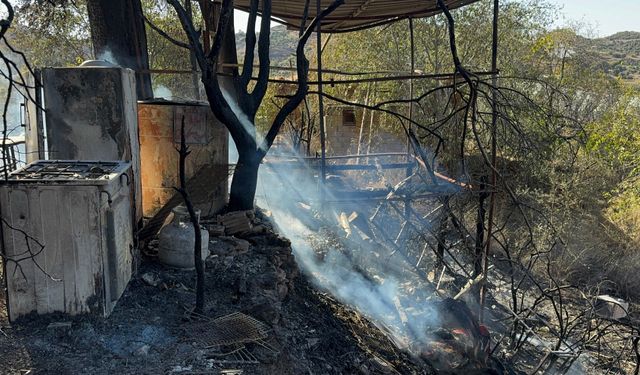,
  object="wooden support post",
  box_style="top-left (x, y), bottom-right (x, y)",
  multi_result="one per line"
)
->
top-left (356, 82), bottom-right (371, 162)
top-left (435, 197), bottom-right (449, 270)
top-left (317, 0), bottom-right (327, 189)
top-left (480, 0), bottom-right (499, 322)
top-left (185, 0), bottom-right (200, 100)
top-left (404, 17), bottom-right (416, 221)
top-left (407, 17), bottom-right (415, 158)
